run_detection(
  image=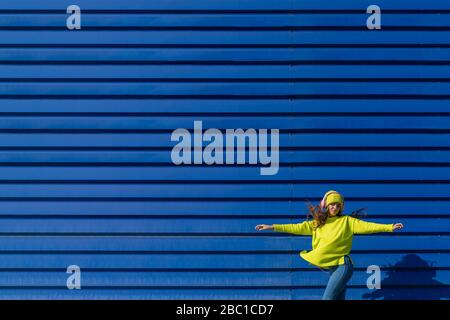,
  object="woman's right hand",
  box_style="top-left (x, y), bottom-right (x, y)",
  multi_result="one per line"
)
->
top-left (255, 224), bottom-right (274, 231)
top-left (392, 223), bottom-right (404, 231)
